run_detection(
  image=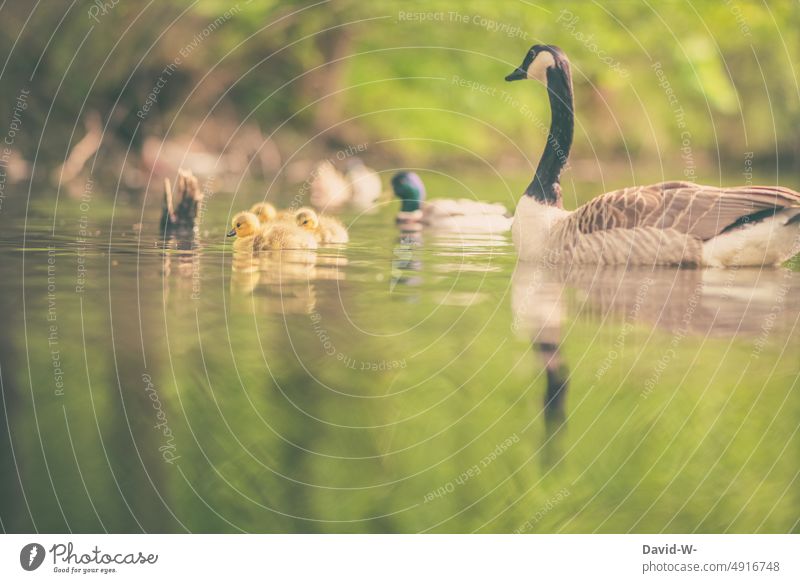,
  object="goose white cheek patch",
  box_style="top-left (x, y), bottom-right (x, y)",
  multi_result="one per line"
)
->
top-left (527, 51), bottom-right (555, 82)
